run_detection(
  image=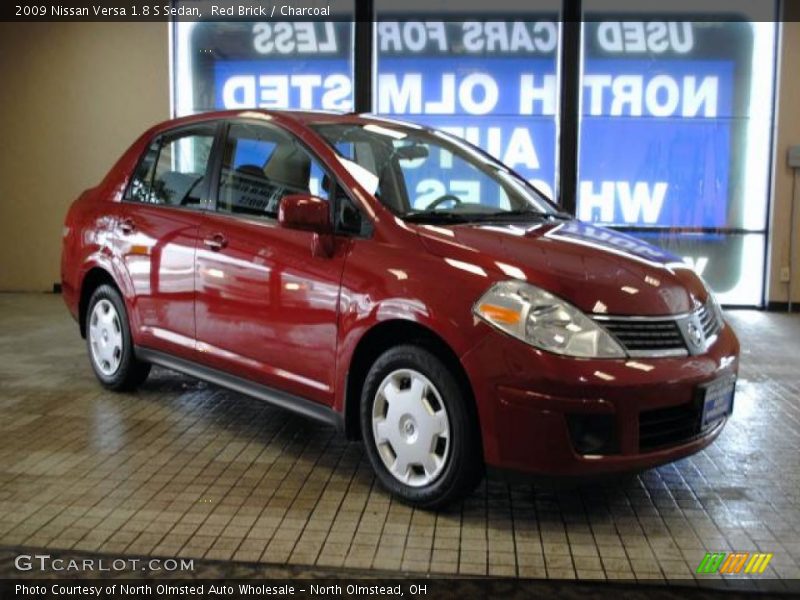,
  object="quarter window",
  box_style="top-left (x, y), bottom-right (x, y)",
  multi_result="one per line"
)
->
top-left (127, 124), bottom-right (216, 207)
top-left (127, 141), bottom-right (159, 203)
